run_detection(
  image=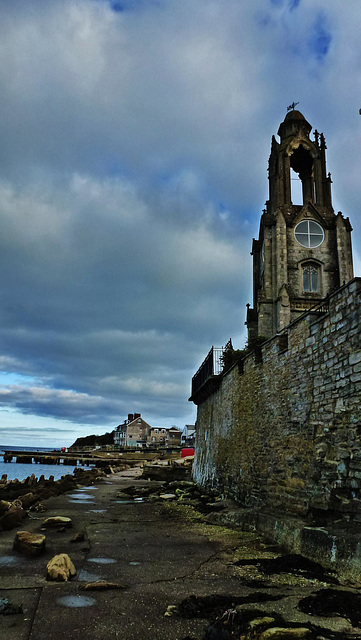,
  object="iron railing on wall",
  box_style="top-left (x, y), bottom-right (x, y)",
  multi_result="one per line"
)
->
top-left (191, 346), bottom-right (225, 398)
